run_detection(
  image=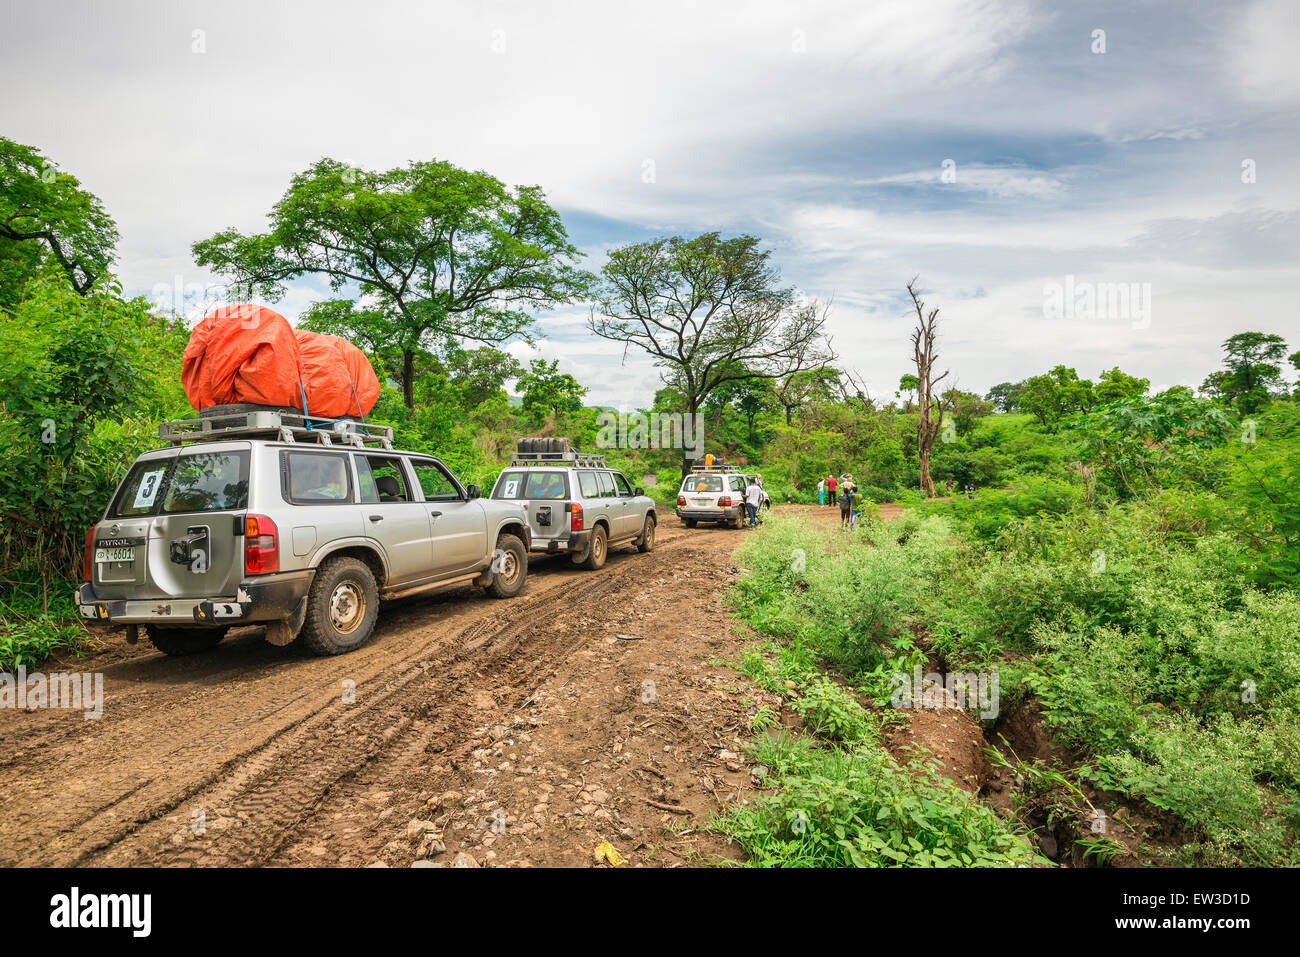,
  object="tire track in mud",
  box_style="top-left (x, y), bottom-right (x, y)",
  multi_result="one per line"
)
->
top-left (0, 518), bottom-right (734, 866)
